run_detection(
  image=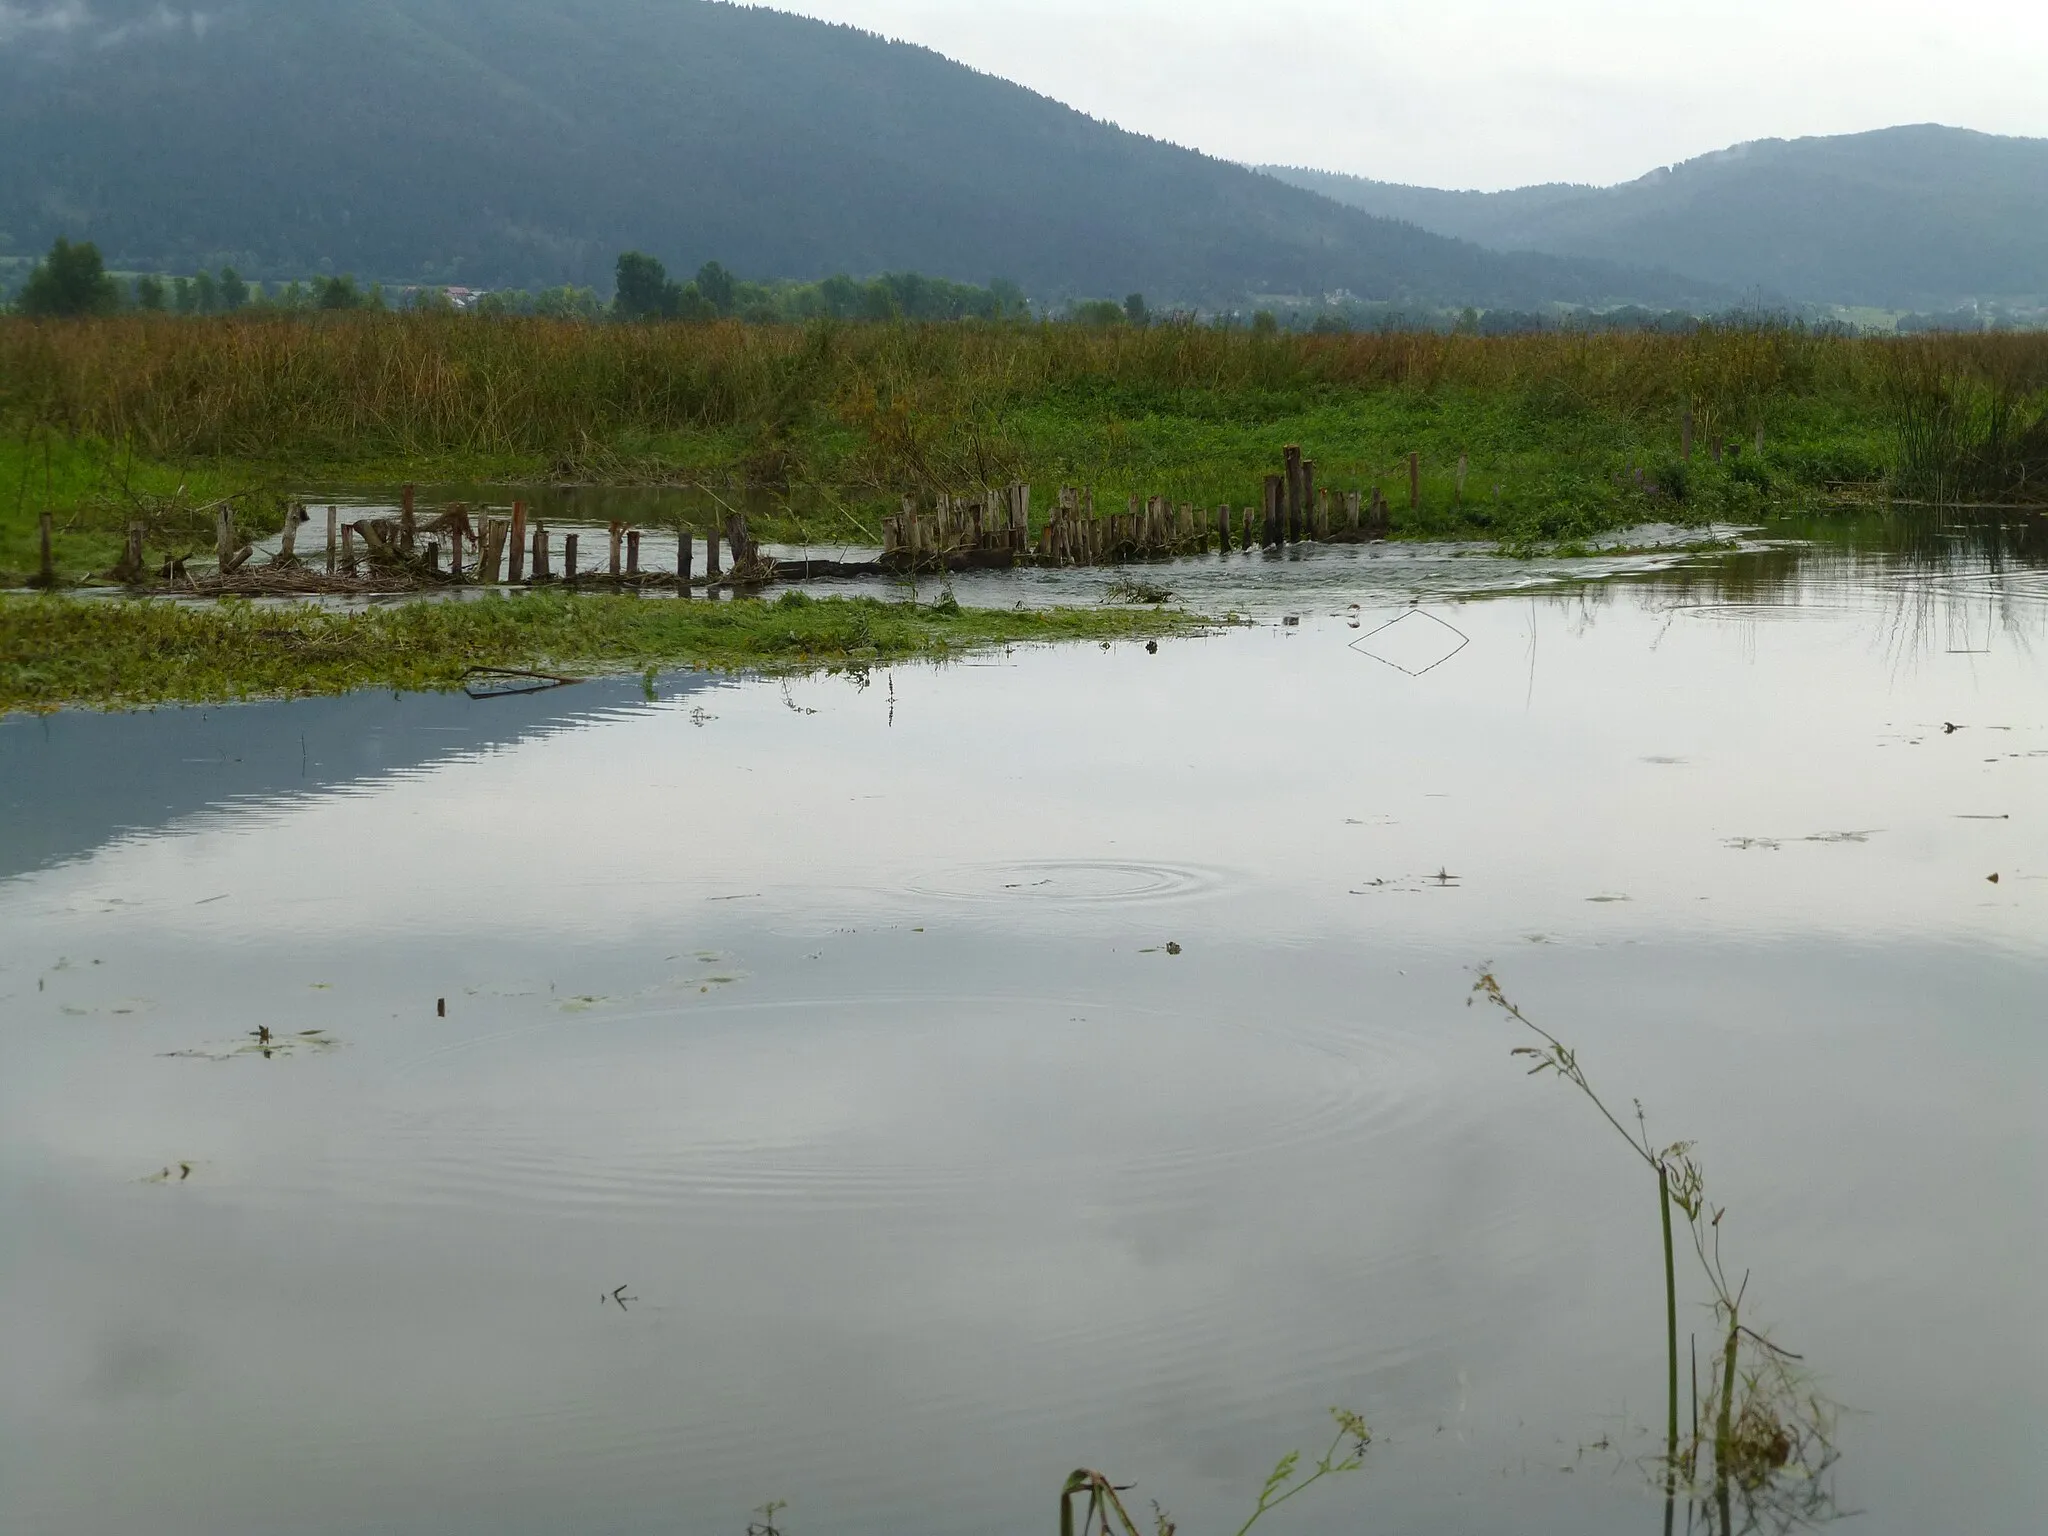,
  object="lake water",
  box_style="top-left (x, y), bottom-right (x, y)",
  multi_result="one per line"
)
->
top-left (3, 513), bottom-right (2044, 1535)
